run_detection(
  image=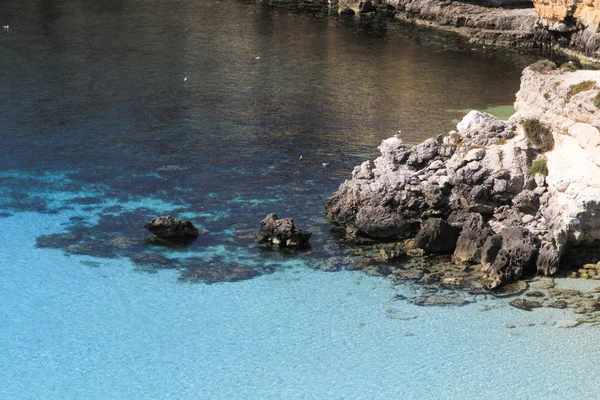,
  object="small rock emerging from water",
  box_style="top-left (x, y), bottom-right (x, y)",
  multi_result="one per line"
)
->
top-left (256, 213), bottom-right (311, 248)
top-left (144, 215), bottom-right (199, 240)
top-left (509, 298), bottom-right (542, 311)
